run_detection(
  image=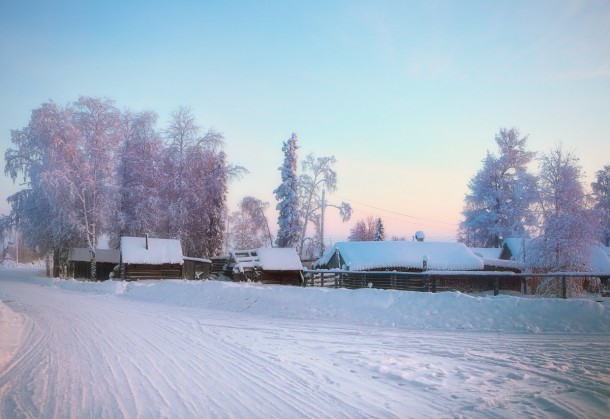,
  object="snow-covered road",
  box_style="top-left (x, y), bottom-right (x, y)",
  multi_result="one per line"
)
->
top-left (1, 267), bottom-right (609, 418)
